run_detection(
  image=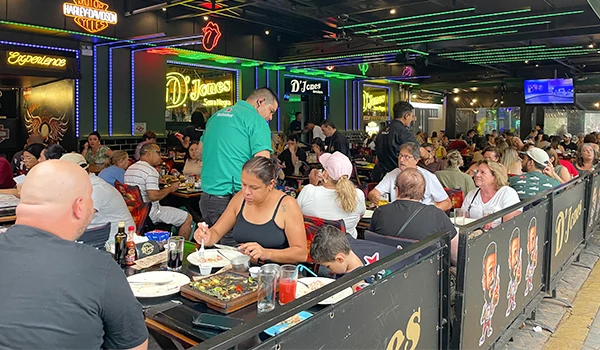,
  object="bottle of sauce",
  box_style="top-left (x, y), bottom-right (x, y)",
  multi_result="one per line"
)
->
top-left (114, 221), bottom-right (127, 266)
top-left (125, 226), bottom-right (136, 266)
